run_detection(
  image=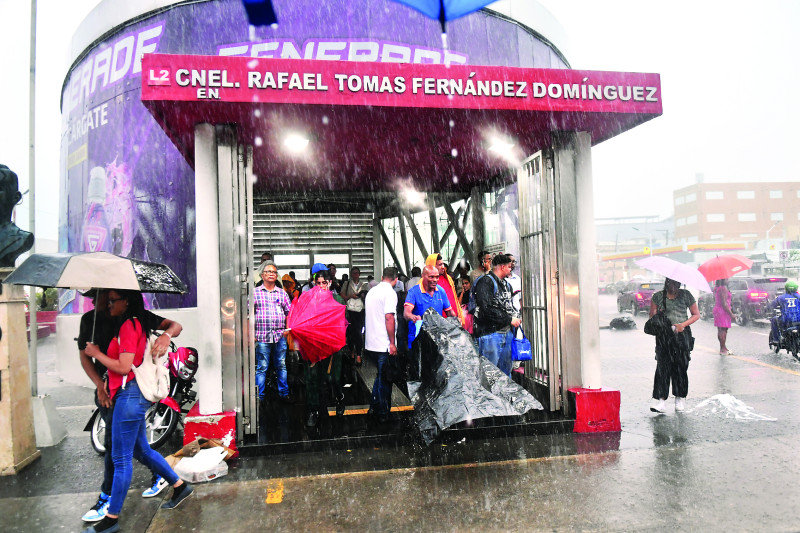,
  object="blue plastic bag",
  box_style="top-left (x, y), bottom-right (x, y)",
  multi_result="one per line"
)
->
top-left (512, 328), bottom-right (532, 361)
